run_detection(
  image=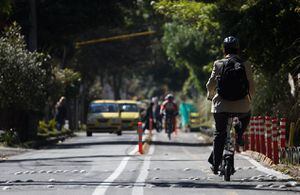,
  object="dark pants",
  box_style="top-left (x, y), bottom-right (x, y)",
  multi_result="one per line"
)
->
top-left (208, 111), bottom-right (251, 168)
